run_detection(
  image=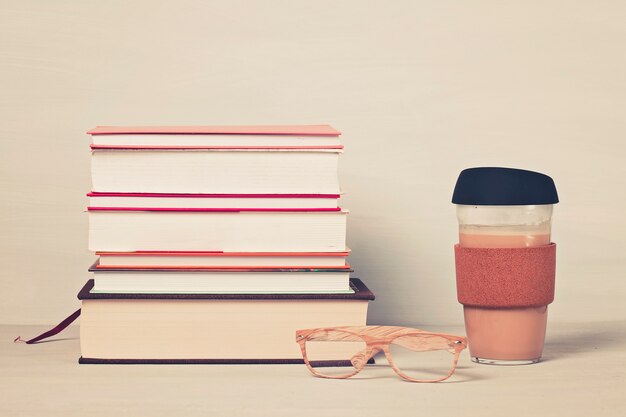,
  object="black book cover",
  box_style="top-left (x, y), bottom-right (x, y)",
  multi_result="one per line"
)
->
top-left (77, 278), bottom-right (375, 301)
top-left (78, 278), bottom-right (374, 365)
